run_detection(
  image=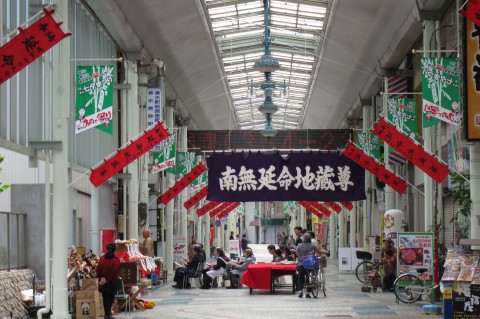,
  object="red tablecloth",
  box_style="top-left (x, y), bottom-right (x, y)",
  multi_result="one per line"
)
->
top-left (240, 263), bottom-right (297, 290)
